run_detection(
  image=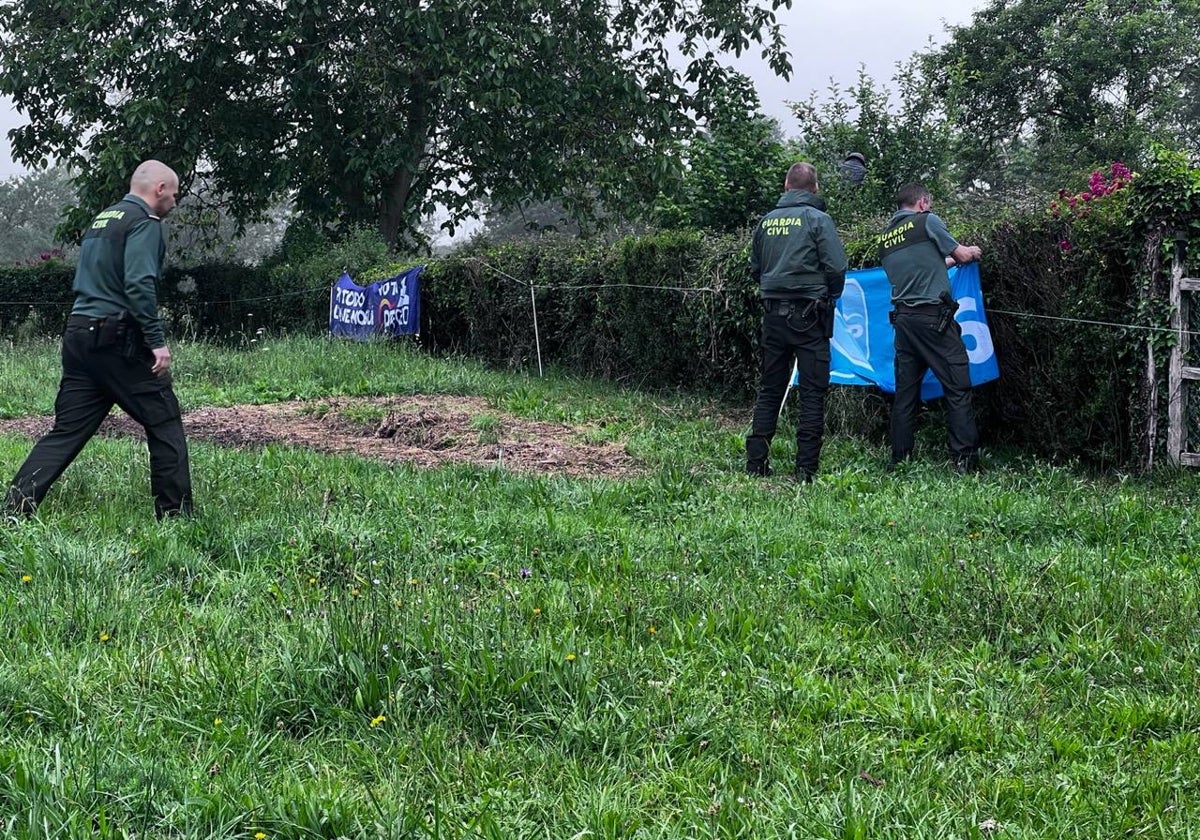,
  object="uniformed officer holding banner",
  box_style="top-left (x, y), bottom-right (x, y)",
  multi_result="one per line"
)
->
top-left (878, 182), bottom-right (983, 473)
